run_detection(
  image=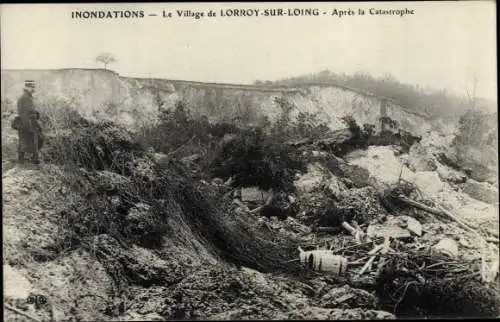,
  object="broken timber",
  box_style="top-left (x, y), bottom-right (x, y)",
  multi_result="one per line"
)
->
top-left (285, 128), bottom-right (353, 148)
top-left (396, 195), bottom-right (477, 234)
top-left (4, 304), bottom-right (42, 322)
